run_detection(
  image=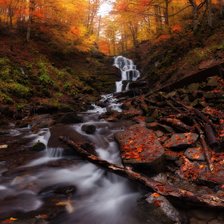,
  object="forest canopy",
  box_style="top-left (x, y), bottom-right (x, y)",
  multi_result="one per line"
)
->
top-left (0, 0), bottom-right (224, 54)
